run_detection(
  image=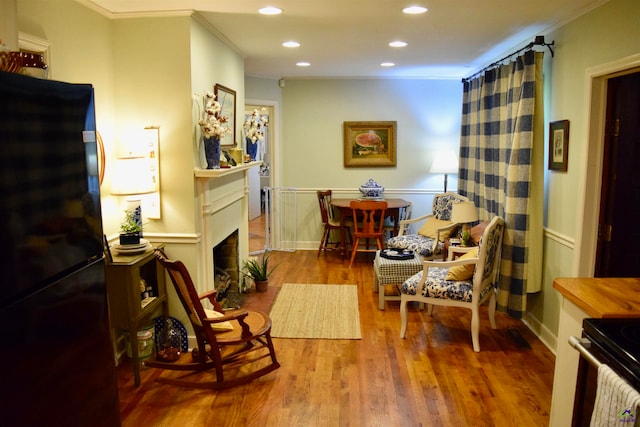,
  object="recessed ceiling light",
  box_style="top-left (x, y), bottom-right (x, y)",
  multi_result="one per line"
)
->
top-left (381, 62), bottom-right (395, 67)
top-left (403, 6), bottom-right (428, 14)
top-left (282, 41), bottom-right (301, 48)
top-left (259, 6), bottom-right (282, 15)
top-left (389, 41), bottom-right (408, 48)
top-left (296, 61), bottom-right (311, 67)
